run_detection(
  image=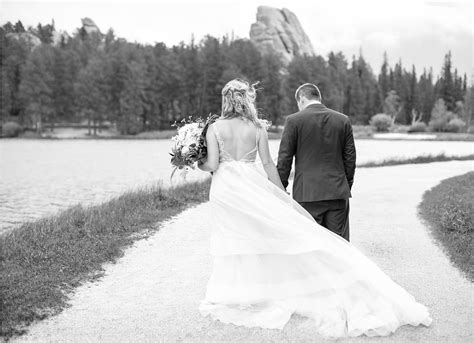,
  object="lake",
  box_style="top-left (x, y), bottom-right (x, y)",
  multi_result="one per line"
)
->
top-left (0, 138), bottom-right (473, 233)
